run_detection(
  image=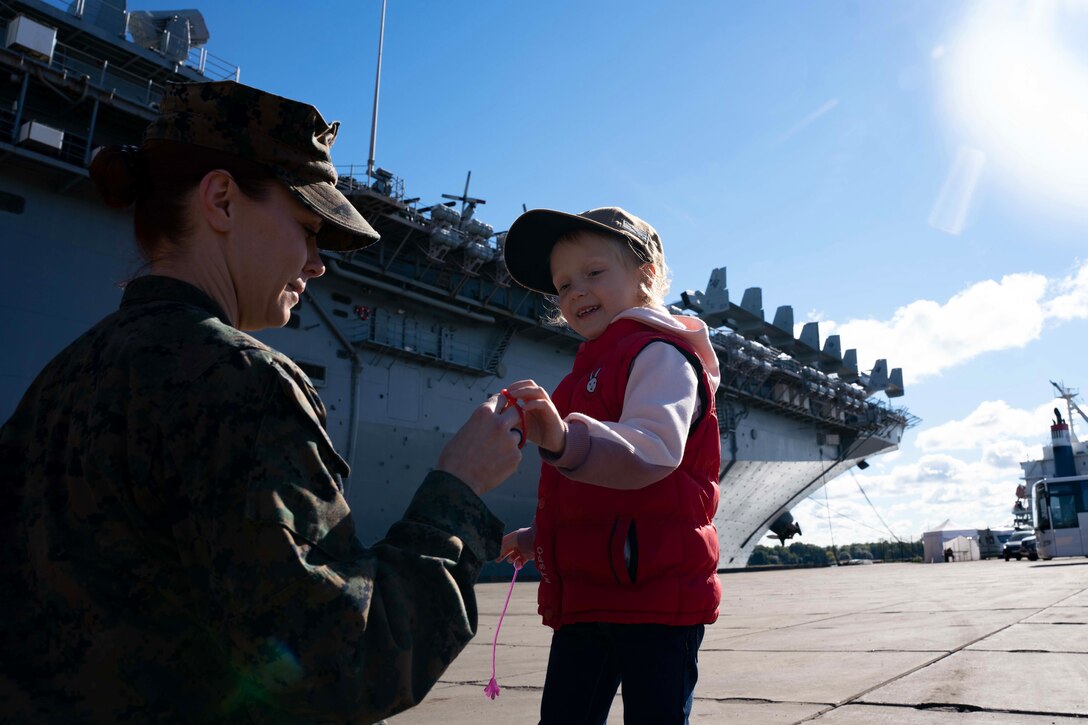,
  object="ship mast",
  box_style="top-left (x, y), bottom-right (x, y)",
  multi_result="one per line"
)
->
top-left (1050, 380), bottom-right (1088, 442)
top-left (367, 0), bottom-right (387, 181)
